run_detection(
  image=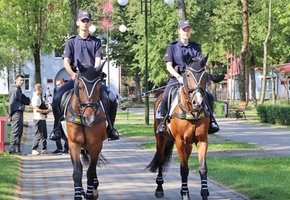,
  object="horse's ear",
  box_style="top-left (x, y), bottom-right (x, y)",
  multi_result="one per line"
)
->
top-left (185, 53), bottom-right (192, 65)
top-left (97, 60), bottom-right (107, 71)
top-left (77, 60), bottom-right (85, 72)
top-left (201, 53), bottom-right (209, 66)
